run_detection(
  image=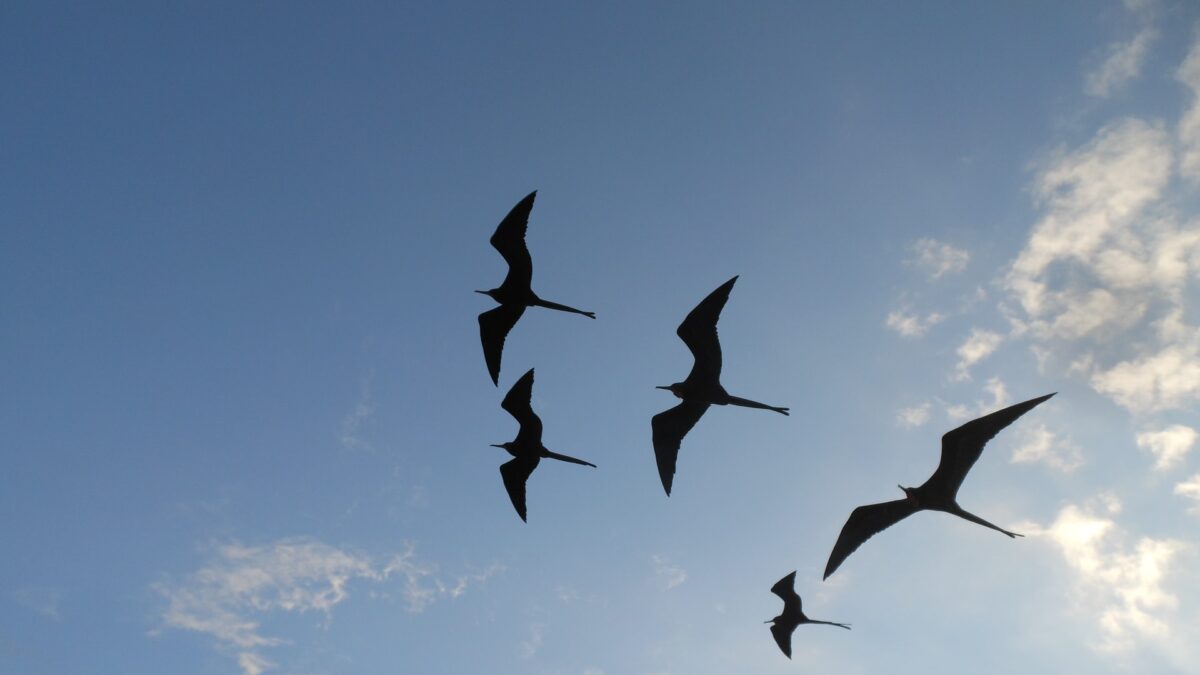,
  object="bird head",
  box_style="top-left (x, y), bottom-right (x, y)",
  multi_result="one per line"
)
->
top-left (490, 442), bottom-right (512, 451)
top-left (655, 383), bottom-right (683, 398)
top-left (475, 289), bottom-right (498, 300)
top-left (898, 485), bottom-right (918, 504)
